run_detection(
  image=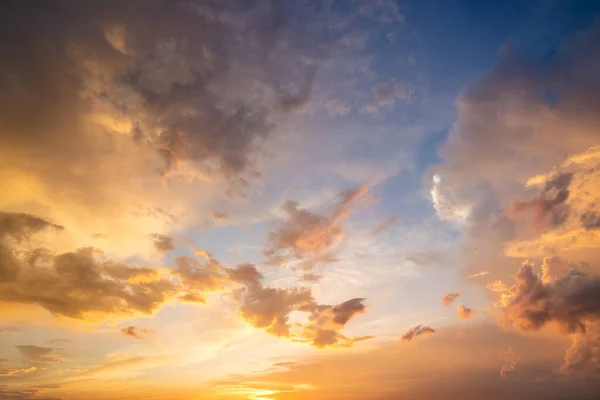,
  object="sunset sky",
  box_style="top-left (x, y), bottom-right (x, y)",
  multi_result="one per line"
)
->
top-left (1, 1), bottom-right (600, 399)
